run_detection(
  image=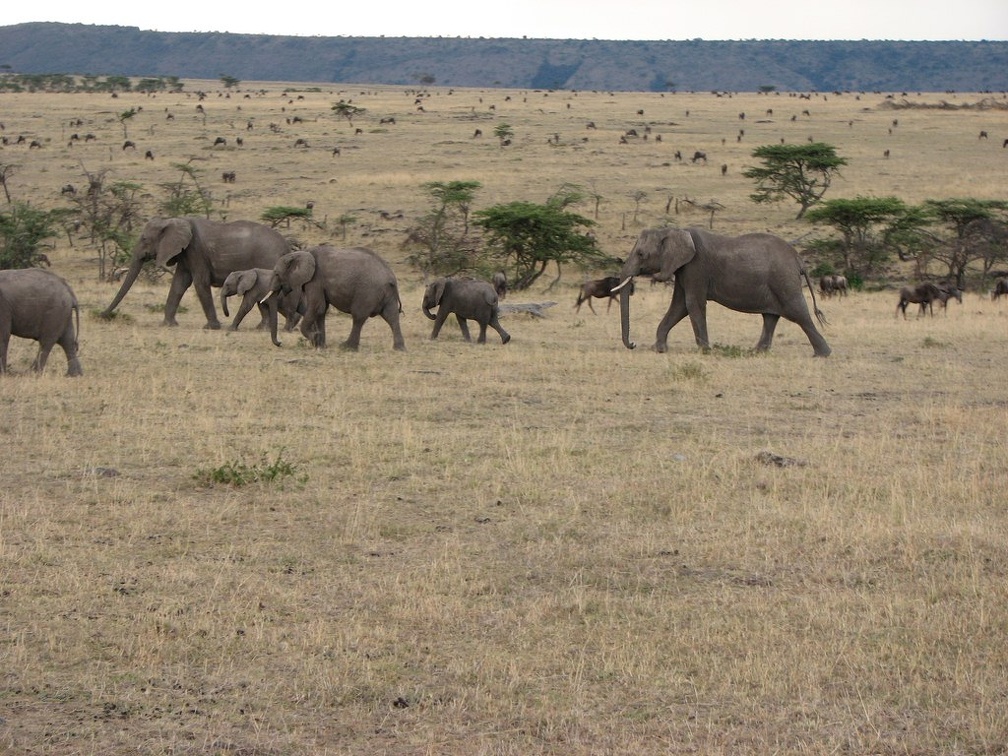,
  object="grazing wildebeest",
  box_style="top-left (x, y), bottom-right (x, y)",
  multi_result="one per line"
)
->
top-left (896, 282), bottom-right (942, 318)
top-left (992, 278), bottom-right (1008, 301)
